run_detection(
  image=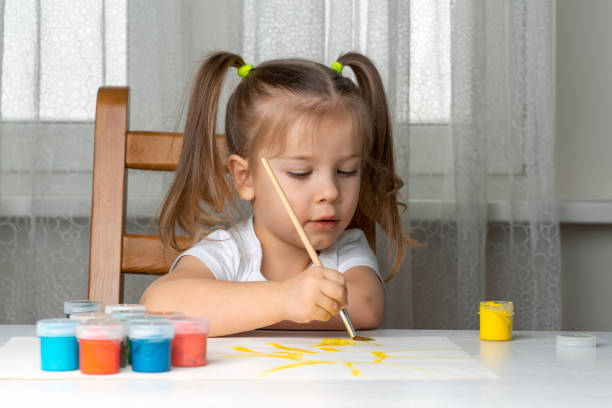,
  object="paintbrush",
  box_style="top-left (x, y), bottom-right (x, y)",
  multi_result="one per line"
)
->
top-left (261, 157), bottom-right (372, 341)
